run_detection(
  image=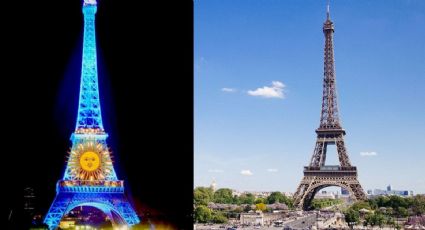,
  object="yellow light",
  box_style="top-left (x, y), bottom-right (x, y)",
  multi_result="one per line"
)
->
top-left (79, 151), bottom-right (100, 172)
